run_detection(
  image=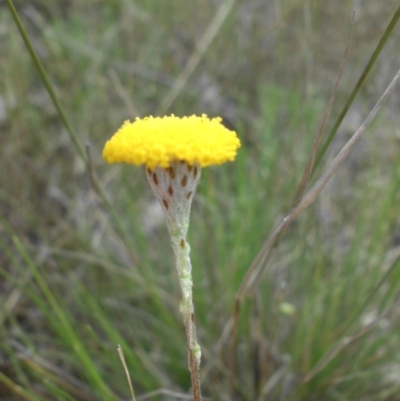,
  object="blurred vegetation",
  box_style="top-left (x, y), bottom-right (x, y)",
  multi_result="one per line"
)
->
top-left (1, 0), bottom-right (400, 400)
